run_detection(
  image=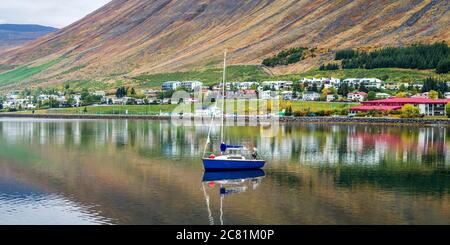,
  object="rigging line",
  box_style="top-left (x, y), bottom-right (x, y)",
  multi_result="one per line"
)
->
top-left (202, 76), bottom-right (222, 157)
top-left (202, 112), bottom-right (215, 157)
top-left (220, 187), bottom-right (224, 226)
top-left (202, 183), bottom-right (215, 225)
